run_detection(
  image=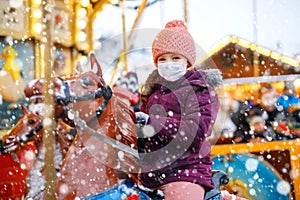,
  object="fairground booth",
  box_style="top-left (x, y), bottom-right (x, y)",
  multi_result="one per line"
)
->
top-left (201, 36), bottom-right (300, 200)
